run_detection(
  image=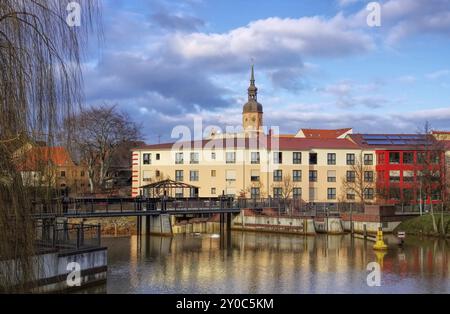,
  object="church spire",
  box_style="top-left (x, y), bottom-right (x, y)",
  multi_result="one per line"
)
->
top-left (250, 64), bottom-right (255, 86)
top-left (248, 64), bottom-right (257, 101)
